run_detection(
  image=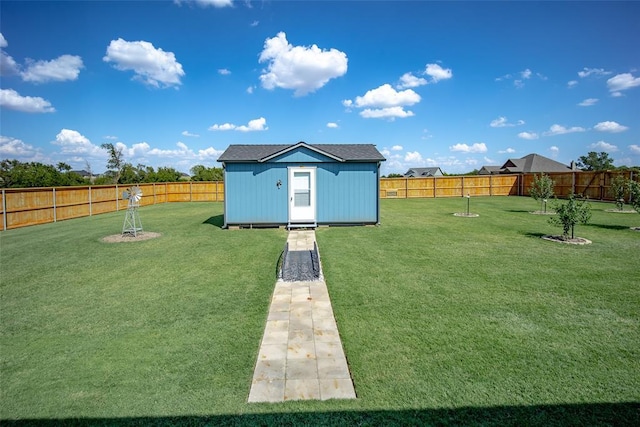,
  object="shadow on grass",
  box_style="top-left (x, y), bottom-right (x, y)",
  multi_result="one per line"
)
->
top-left (3, 402), bottom-right (639, 426)
top-left (586, 223), bottom-right (634, 231)
top-left (203, 215), bottom-right (224, 228)
top-left (506, 209), bottom-right (531, 213)
top-left (523, 231), bottom-right (546, 238)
